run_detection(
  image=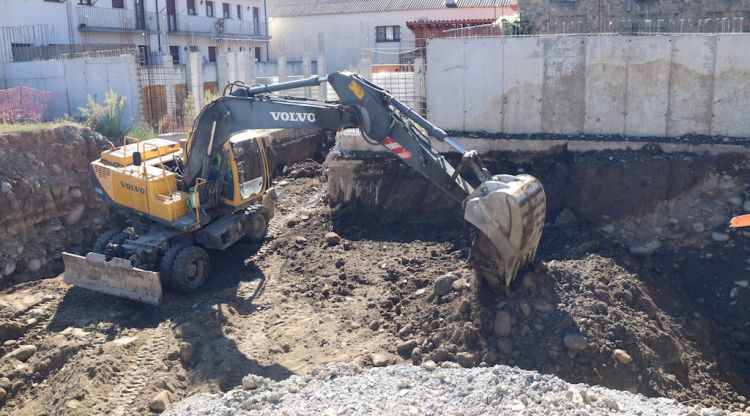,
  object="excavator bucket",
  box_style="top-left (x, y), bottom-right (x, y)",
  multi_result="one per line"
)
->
top-left (63, 252), bottom-right (163, 305)
top-left (464, 174), bottom-right (547, 291)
